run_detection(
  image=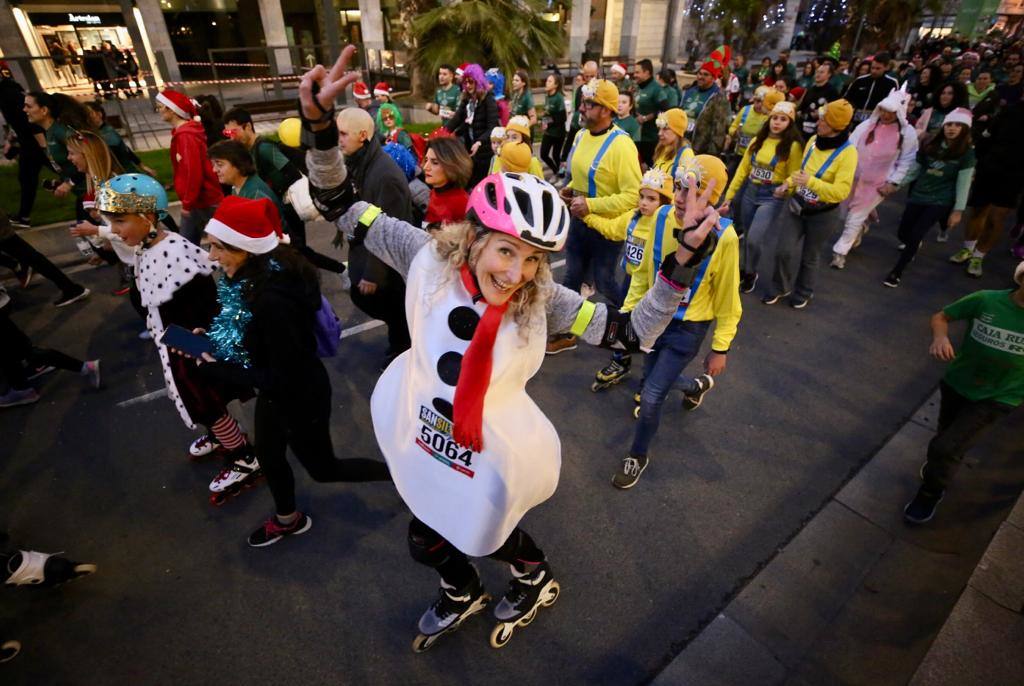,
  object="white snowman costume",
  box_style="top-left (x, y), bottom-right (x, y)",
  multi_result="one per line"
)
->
top-left (322, 191), bottom-right (687, 558)
top-left (372, 245), bottom-right (559, 556)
